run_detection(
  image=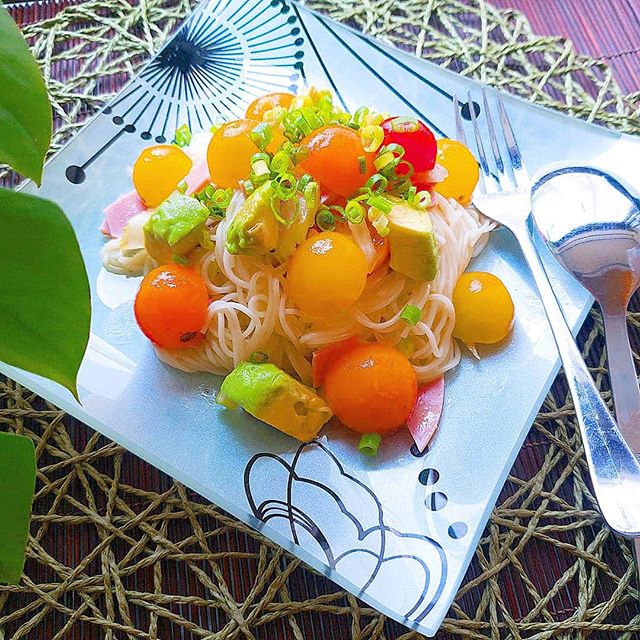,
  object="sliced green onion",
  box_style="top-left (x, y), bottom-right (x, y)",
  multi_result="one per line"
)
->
top-left (358, 433), bottom-right (382, 457)
top-left (417, 190), bottom-right (432, 208)
top-left (176, 181), bottom-right (188, 194)
top-left (360, 124), bottom-right (384, 153)
top-left (397, 337), bottom-right (415, 358)
top-left (367, 194), bottom-right (393, 214)
top-left (374, 151), bottom-right (396, 172)
top-left (173, 123), bottom-right (192, 147)
top-left (304, 181), bottom-right (320, 212)
top-left (264, 105), bottom-right (288, 125)
top-left (358, 155), bottom-right (367, 174)
top-left (400, 304), bottom-right (422, 326)
top-left (370, 213), bottom-right (390, 237)
top-left (250, 122), bottom-right (273, 152)
top-left (297, 173), bottom-right (312, 192)
top-left (327, 204), bottom-right (345, 220)
top-left (251, 152), bottom-right (271, 184)
top-left (316, 208), bottom-right (337, 231)
top-left (243, 179), bottom-right (255, 195)
top-left (270, 150), bottom-right (291, 175)
top-left (379, 142), bottom-right (406, 158)
top-left (392, 159), bottom-right (414, 180)
top-left (390, 116), bottom-right (420, 133)
top-left (274, 173), bottom-right (298, 200)
top-left (365, 173), bottom-right (388, 194)
top-left (352, 106), bottom-right (369, 128)
top-left (249, 351), bottom-right (269, 364)
top-left (405, 185), bottom-right (417, 201)
top-left (204, 184), bottom-right (216, 198)
top-left (212, 188), bottom-right (232, 208)
top-left (345, 200), bottom-right (365, 224)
